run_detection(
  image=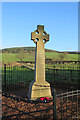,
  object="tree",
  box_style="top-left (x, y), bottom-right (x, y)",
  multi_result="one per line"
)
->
top-left (59, 52), bottom-right (68, 61)
top-left (16, 53), bottom-right (26, 63)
